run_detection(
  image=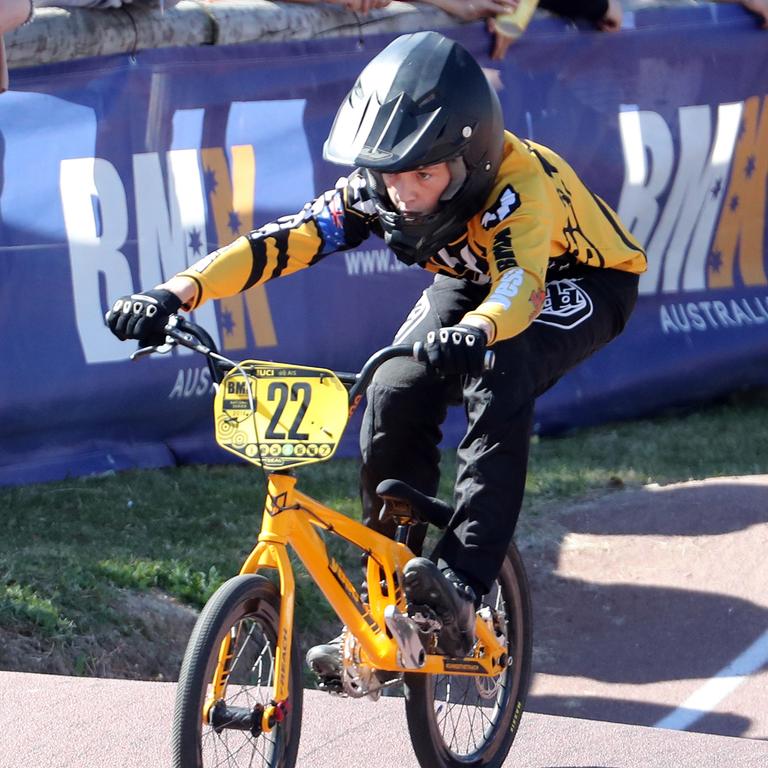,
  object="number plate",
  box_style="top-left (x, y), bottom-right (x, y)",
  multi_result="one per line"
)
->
top-left (213, 361), bottom-right (349, 470)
